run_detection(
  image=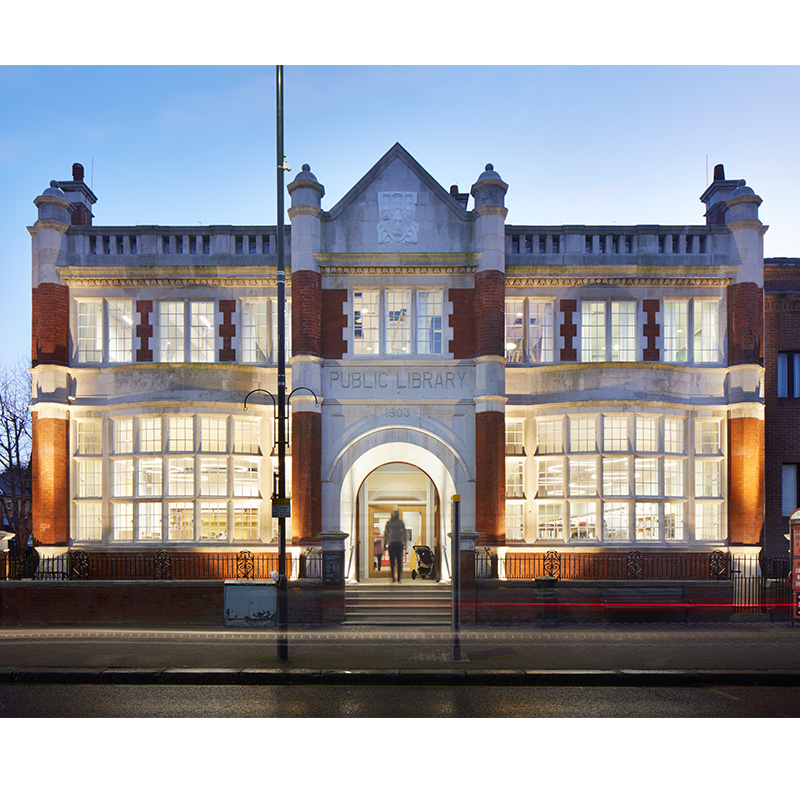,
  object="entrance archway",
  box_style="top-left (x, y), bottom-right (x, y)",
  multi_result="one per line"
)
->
top-left (358, 463), bottom-right (439, 582)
